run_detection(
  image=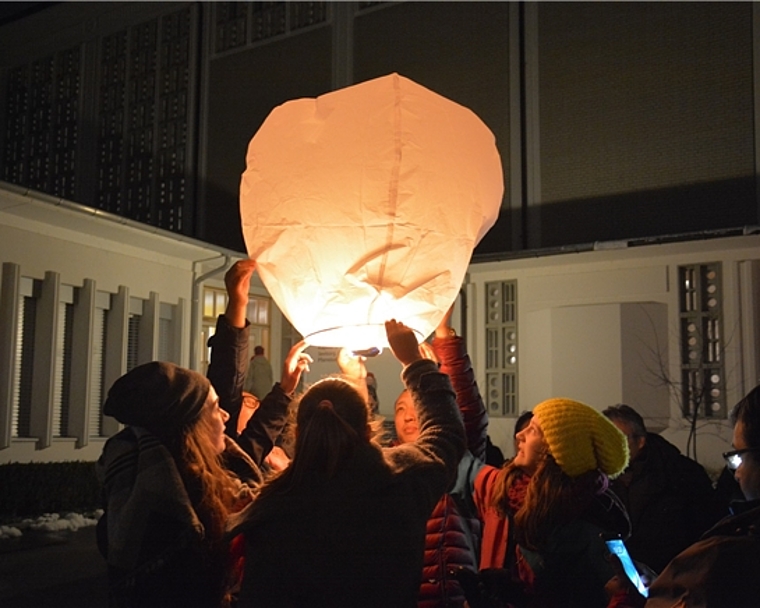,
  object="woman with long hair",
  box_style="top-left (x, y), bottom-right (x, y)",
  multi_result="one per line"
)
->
top-left (472, 398), bottom-right (631, 608)
top-left (229, 319), bottom-right (467, 608)
top-left (97, 351), bottom-right (308, 607)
